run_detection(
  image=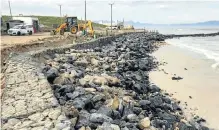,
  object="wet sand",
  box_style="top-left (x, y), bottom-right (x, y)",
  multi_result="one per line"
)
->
top-left (150, 45), bottom-right (219, 129)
